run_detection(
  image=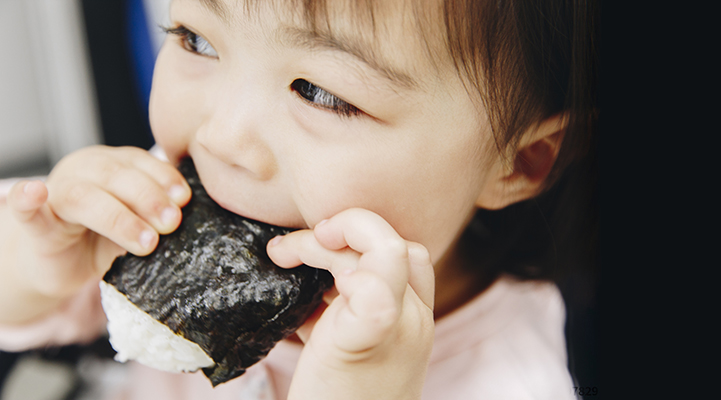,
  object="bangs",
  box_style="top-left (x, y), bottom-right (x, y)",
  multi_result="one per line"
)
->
top-left (237, 0), bottom-right (452, 75)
